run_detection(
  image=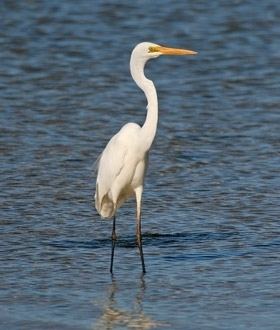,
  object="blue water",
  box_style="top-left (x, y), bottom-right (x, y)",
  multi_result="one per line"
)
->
top-left (1, 1), bottom-right (280, 329)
